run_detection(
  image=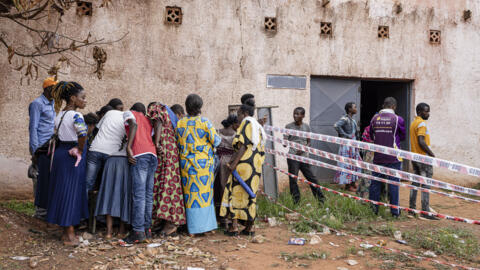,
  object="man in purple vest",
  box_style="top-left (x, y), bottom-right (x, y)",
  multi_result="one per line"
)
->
top-left (369, 97), bottom-right (406, 217)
